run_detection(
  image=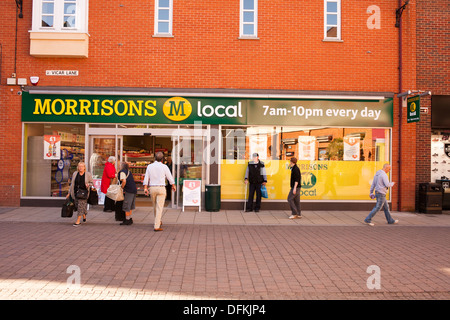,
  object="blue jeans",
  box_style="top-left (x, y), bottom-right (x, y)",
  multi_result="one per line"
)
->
top-left (365, 192), bottom-right (395, 224)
